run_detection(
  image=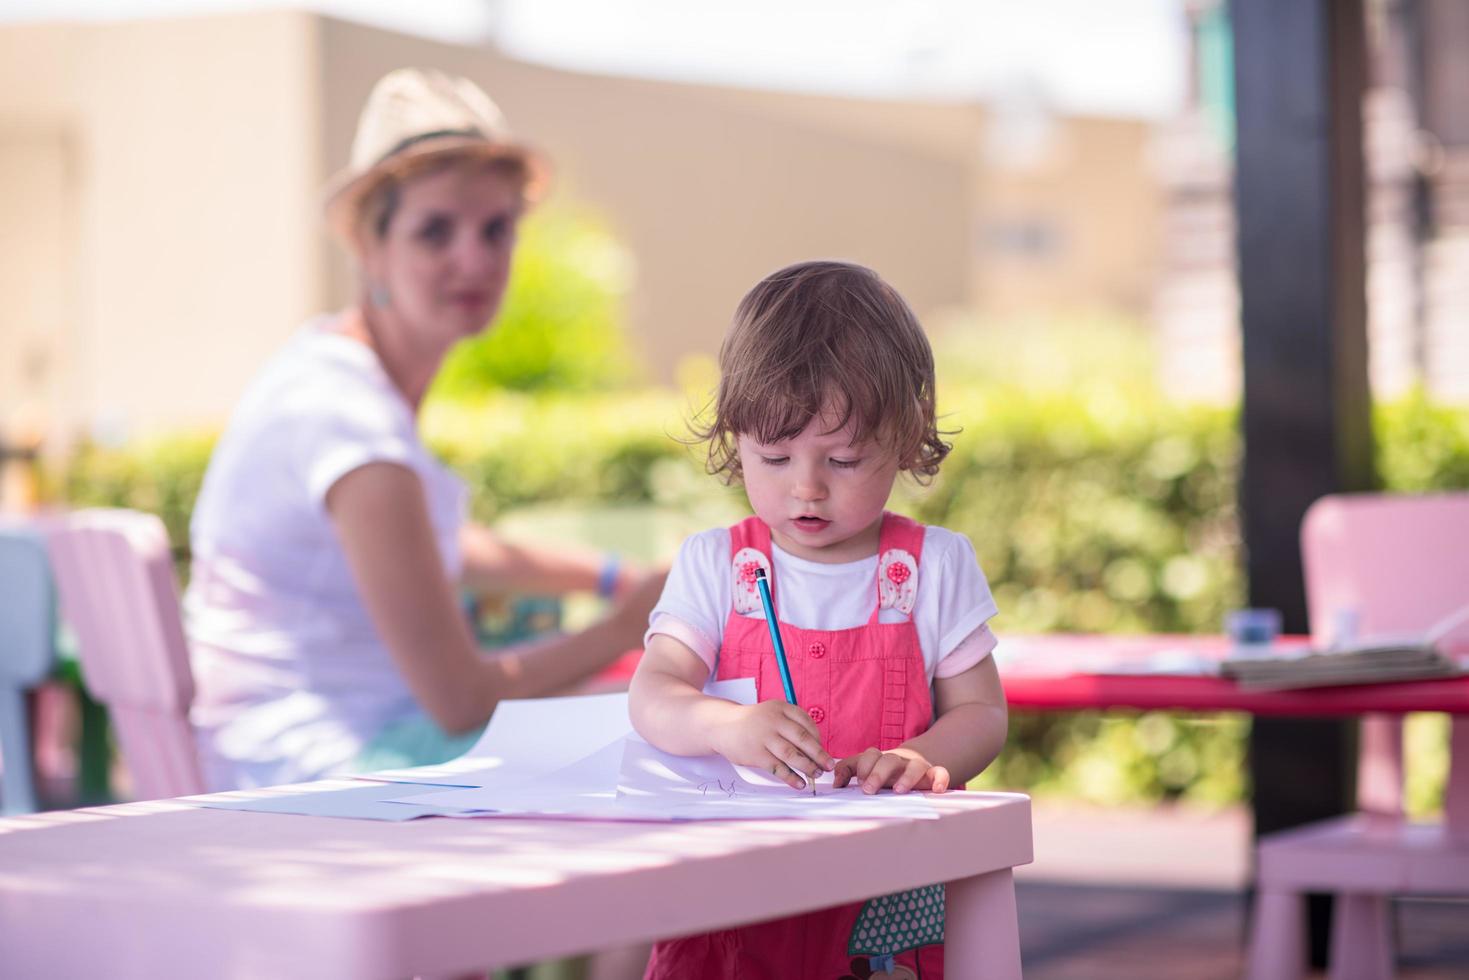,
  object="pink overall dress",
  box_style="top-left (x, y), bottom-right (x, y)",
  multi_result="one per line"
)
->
top-left (645, 512), bottom-right (946, 980)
